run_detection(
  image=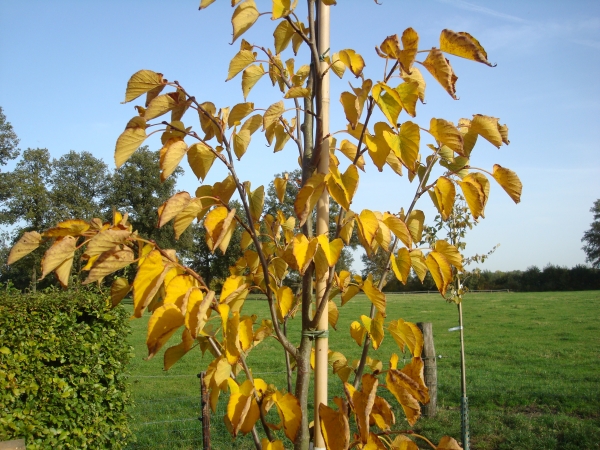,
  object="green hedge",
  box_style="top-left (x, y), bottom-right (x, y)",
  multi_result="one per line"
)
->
top-left (0, 288), bottom-right (132, 449)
